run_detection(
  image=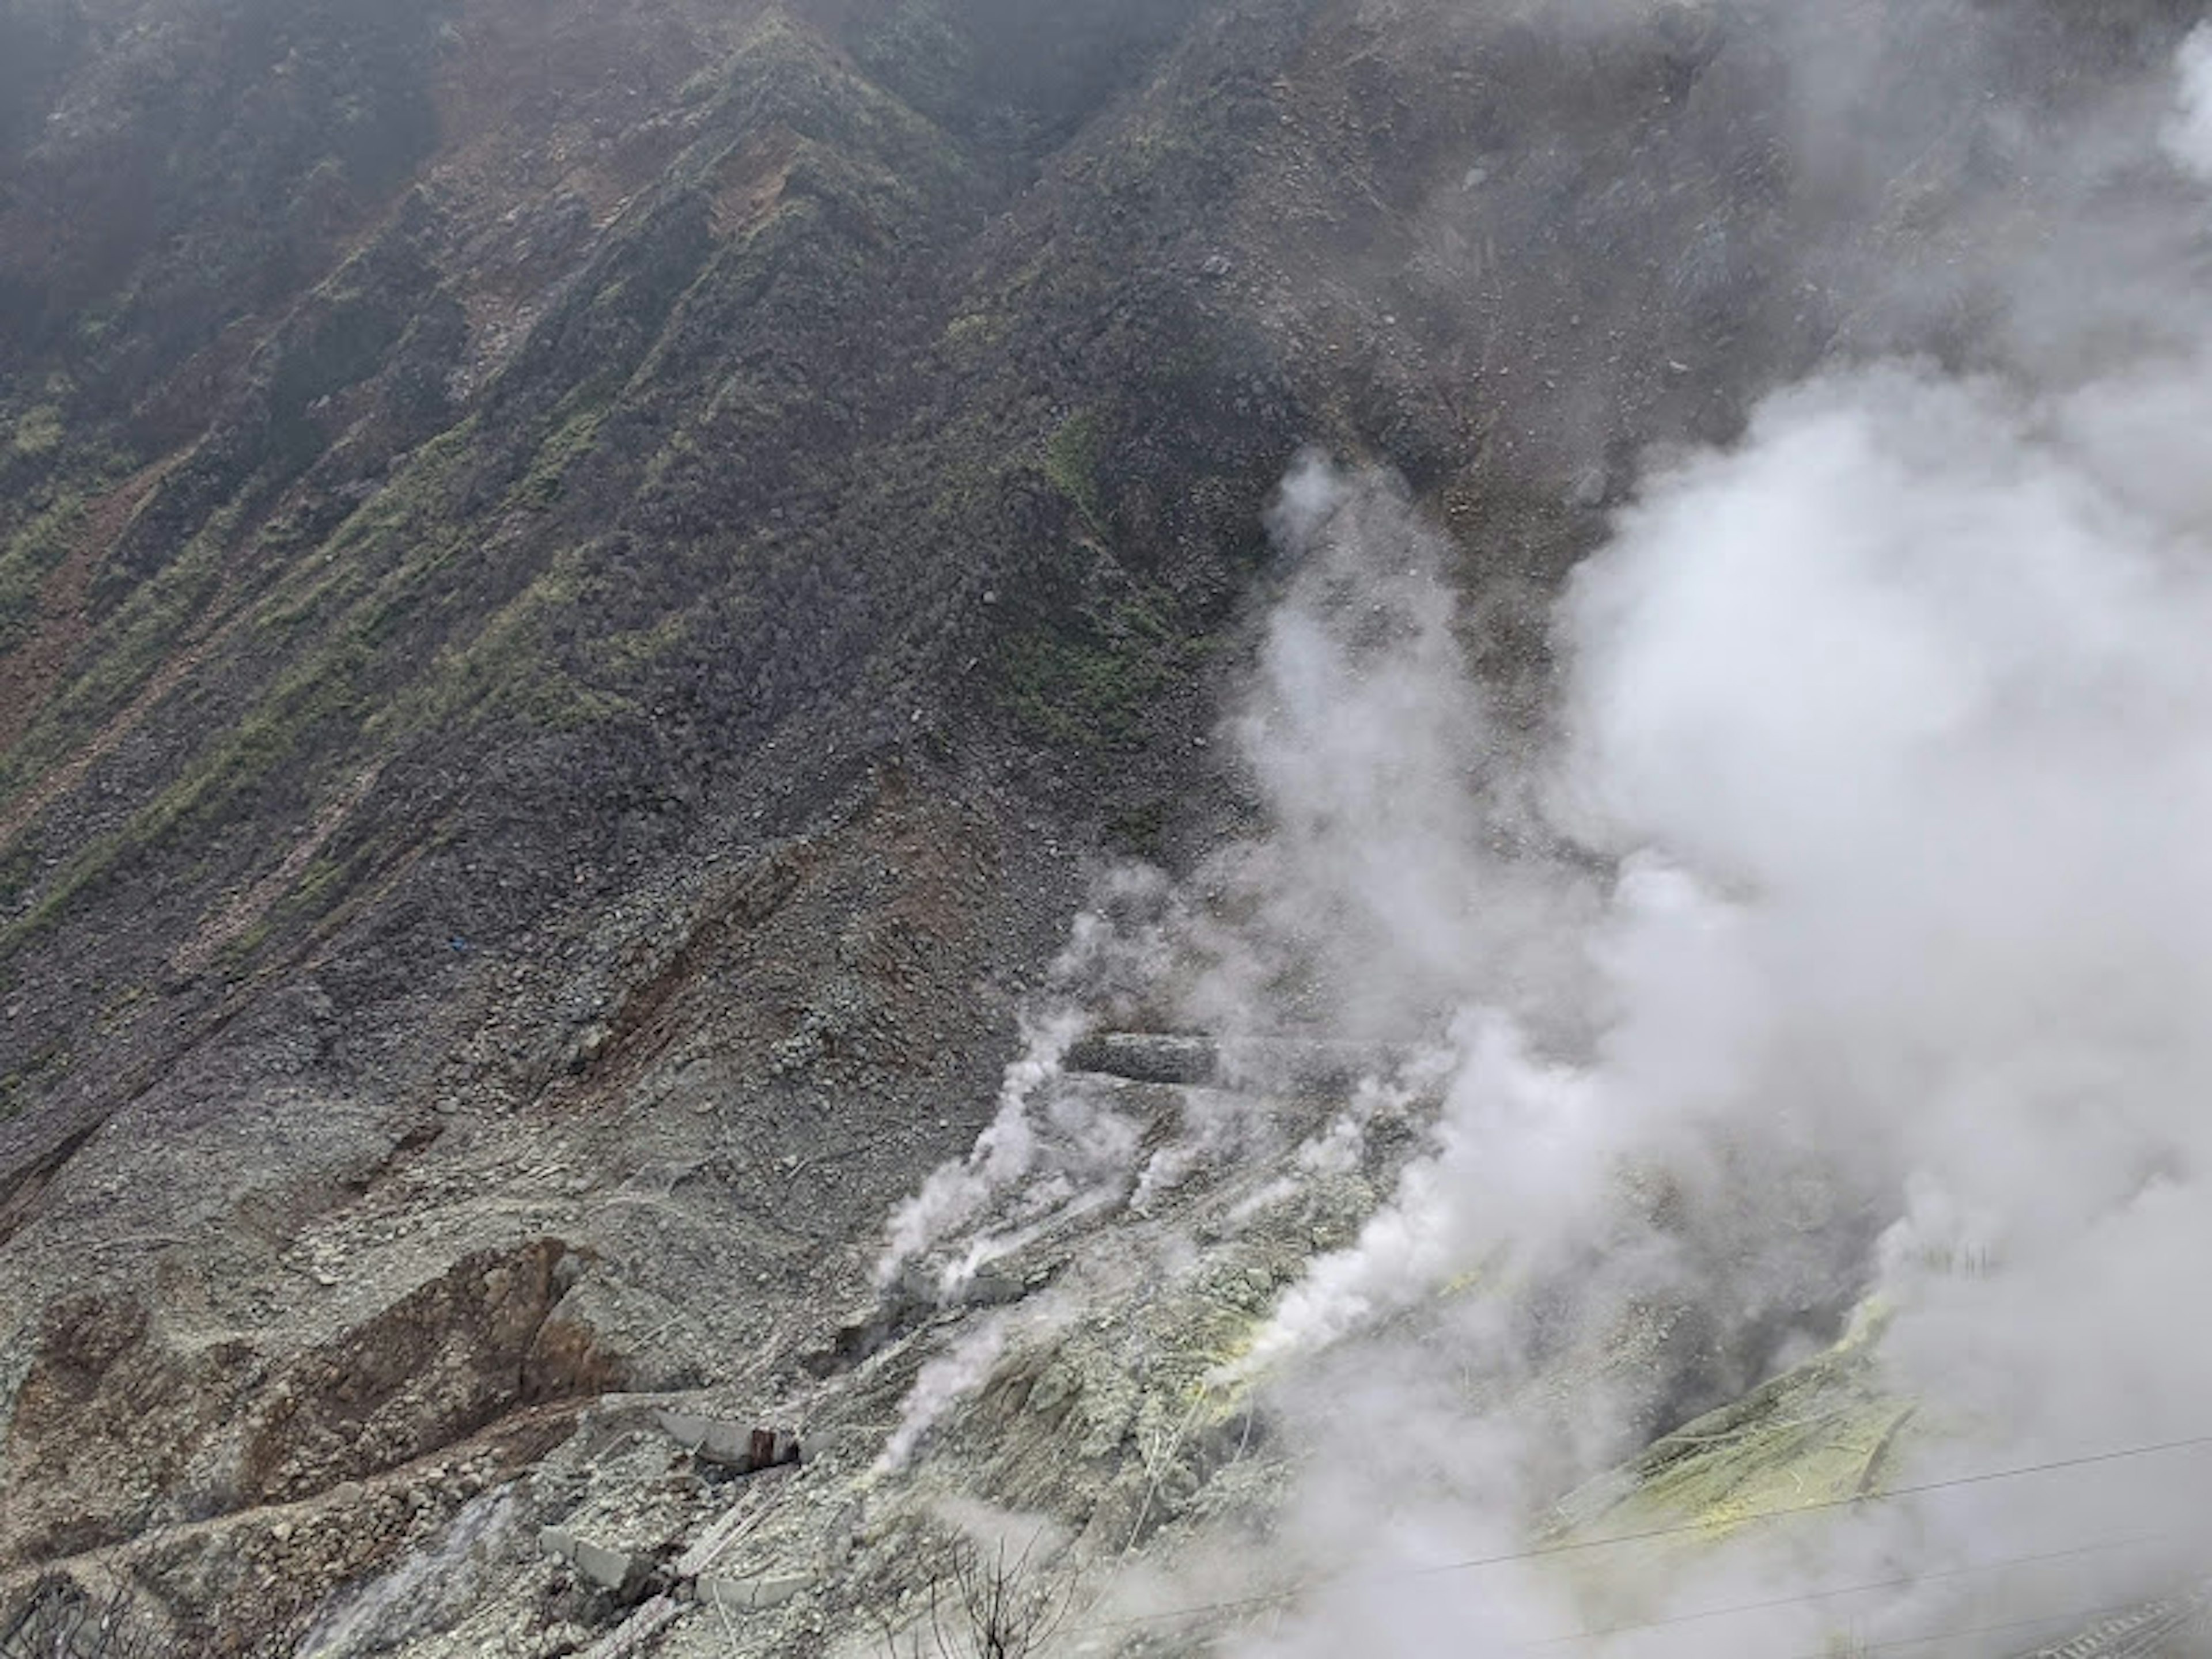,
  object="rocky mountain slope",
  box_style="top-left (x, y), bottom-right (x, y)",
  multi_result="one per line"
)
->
top-left (2, 0), bottom-right (2206, 1654)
